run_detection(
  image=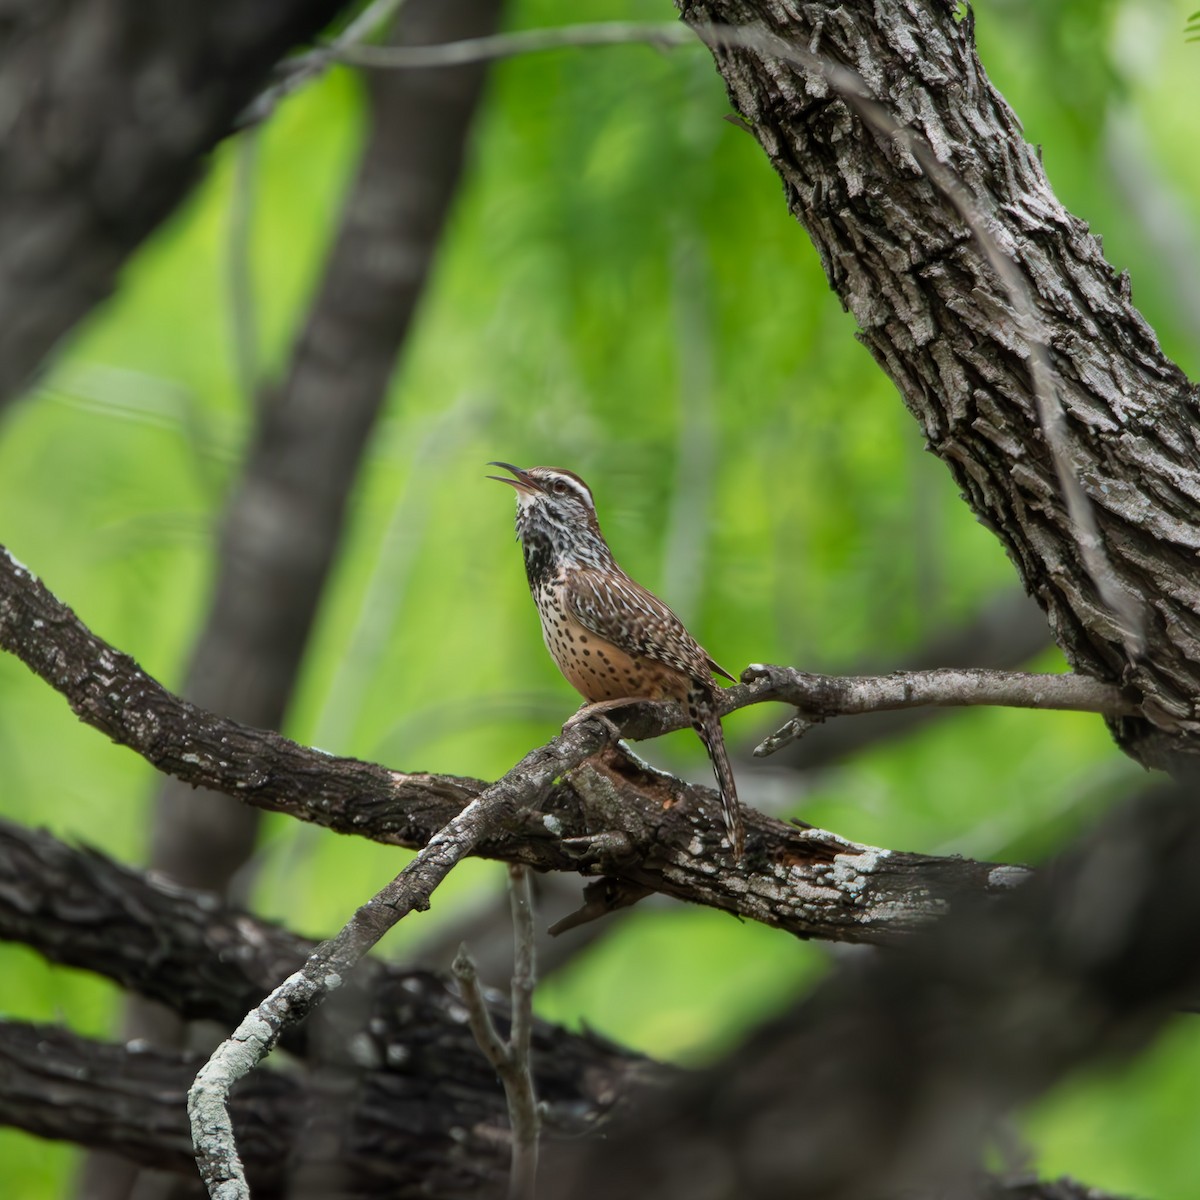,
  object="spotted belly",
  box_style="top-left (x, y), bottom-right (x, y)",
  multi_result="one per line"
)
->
top-left (535, 598), bottom-right (684, 704)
